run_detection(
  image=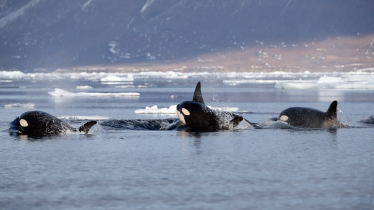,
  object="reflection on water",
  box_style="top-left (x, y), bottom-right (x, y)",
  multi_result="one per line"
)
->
top-left (317, 89), bottom-right (345, 102)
